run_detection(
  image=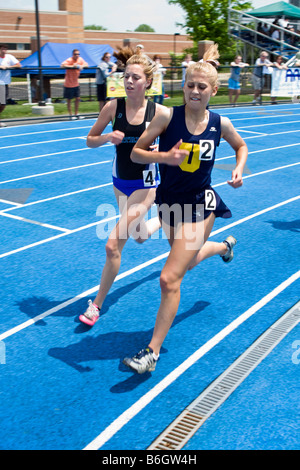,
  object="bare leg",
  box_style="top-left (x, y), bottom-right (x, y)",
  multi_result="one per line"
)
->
top-left (188, 239), bottom-right (227, 270)
top-left (0, 103), bottom-right (6, 125)
top-left (93, 187), bottom-right (158, 309)
top-left (67, 99), bottom-right (72, 116)
top-left (149, 213), bottom-right (216, 355)
top-left (75, 97), bottom-right (80, 116)
top-left (233, 89), bottom-right (240, 104)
